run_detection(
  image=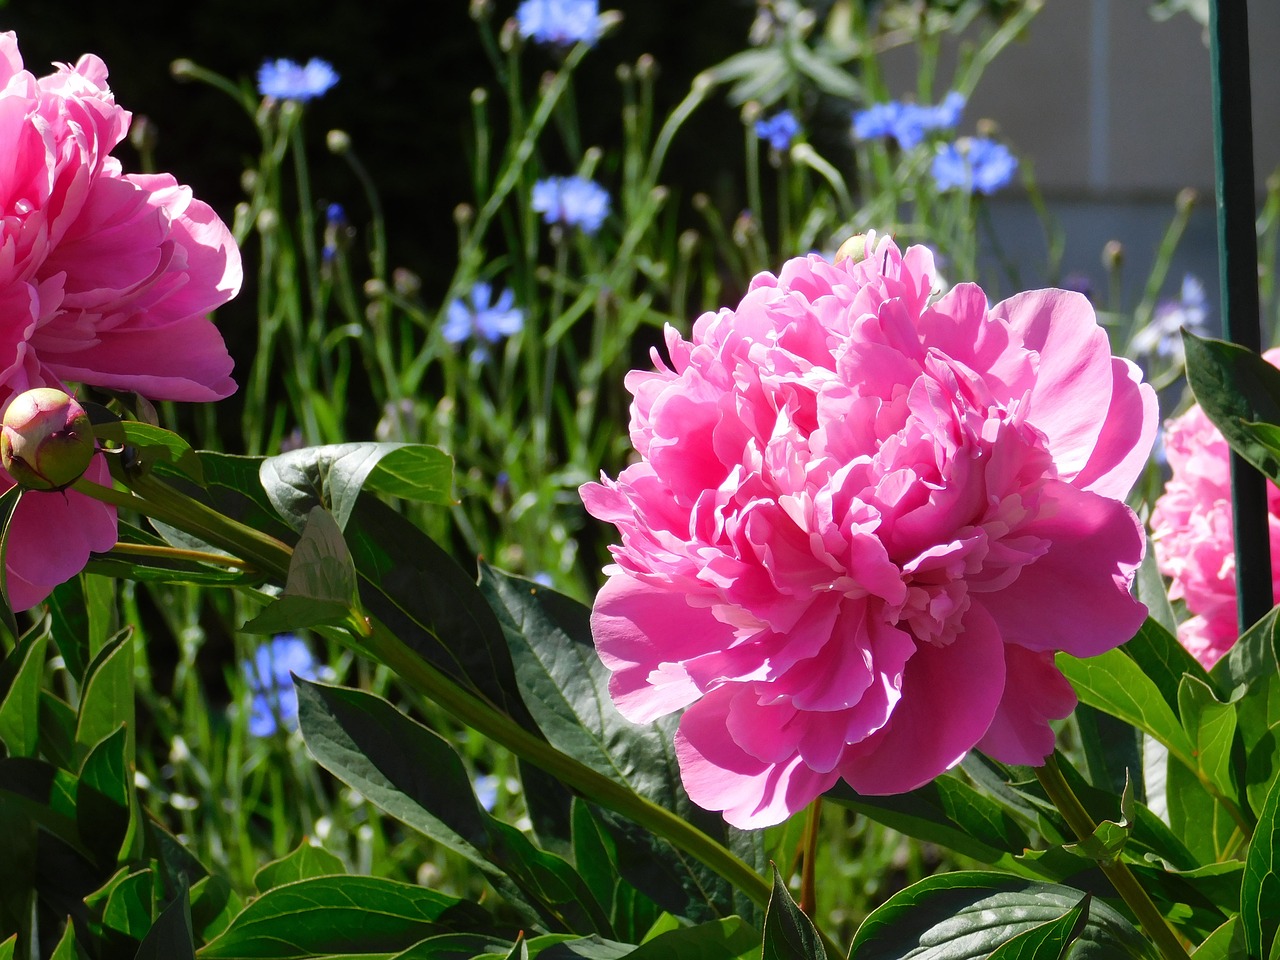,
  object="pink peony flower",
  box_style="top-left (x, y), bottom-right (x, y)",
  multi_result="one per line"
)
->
top-left (0, 32), bottom-right (242, 609)
top-left (1149, 350), bottom-right (1280, 669)
top-left (581, 236), bottom-right (1156, 828)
